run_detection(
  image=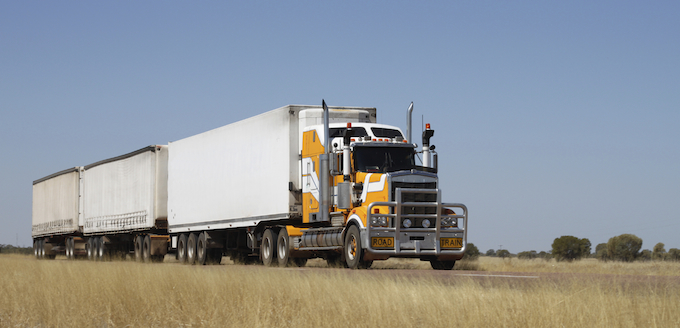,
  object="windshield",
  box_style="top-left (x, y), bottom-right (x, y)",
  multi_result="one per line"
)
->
top-left (371, 128), bottom-right (403, 138)
top-left (354, 146), bottom-right (415, 173)
top-left (329, 127), bottom-right (368, 138)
